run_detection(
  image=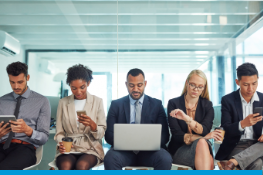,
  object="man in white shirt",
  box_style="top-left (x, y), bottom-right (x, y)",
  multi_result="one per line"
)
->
top-left (216, 63), bottom-right (263, 170)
